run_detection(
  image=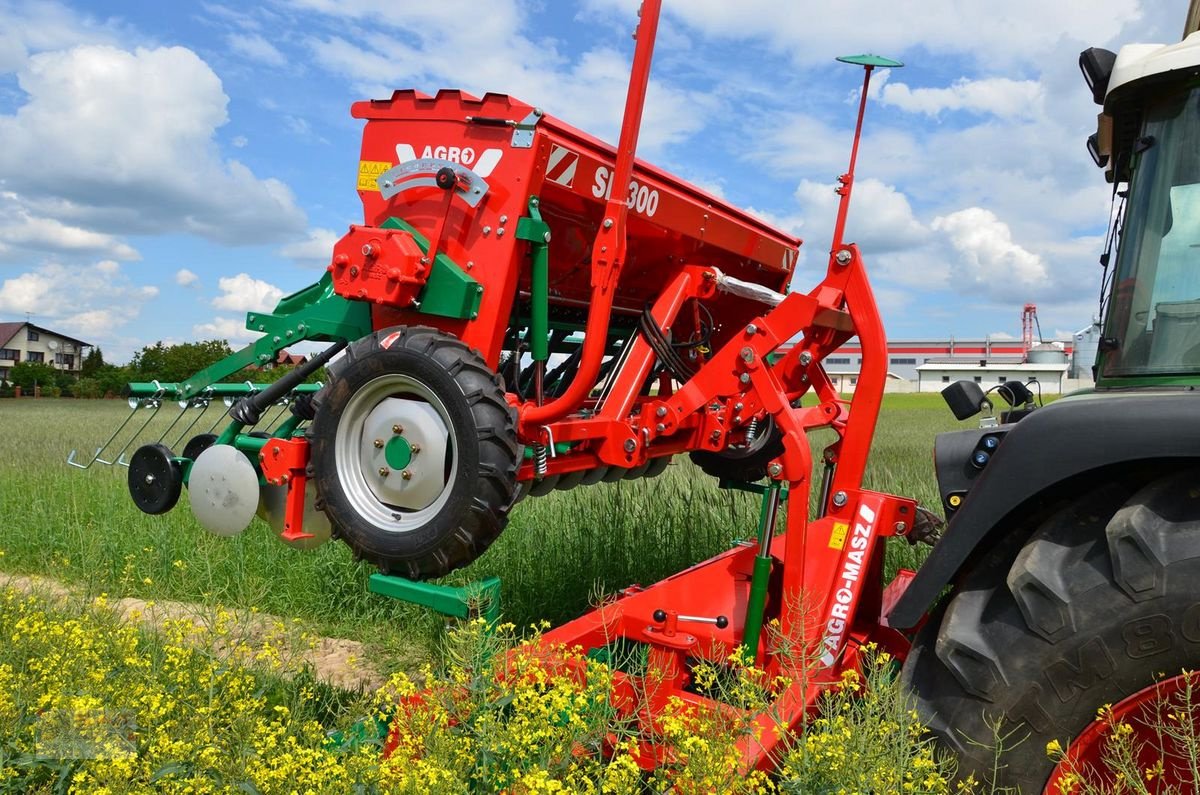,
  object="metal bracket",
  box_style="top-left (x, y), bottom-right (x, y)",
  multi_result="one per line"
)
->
top-left (369, 572), bottom-right (501, 625)
top-left (510, 107), bottom-right (544, 148)
top-left (378, 157), bottom-right (489, 208)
